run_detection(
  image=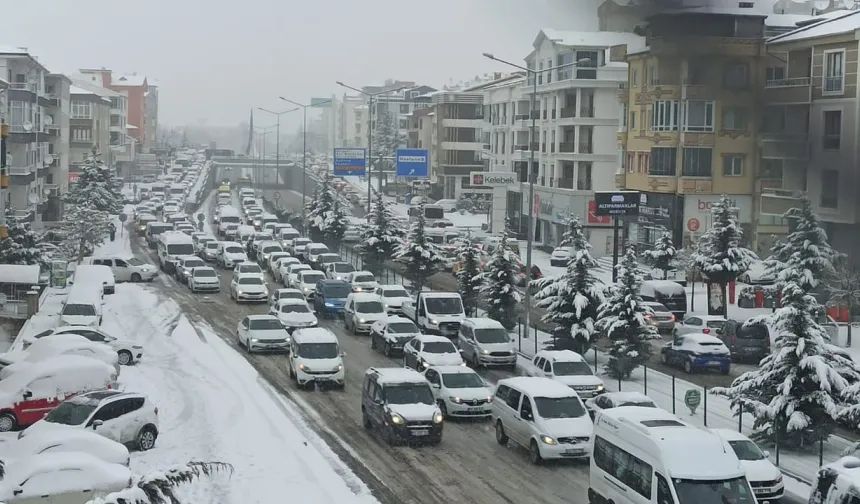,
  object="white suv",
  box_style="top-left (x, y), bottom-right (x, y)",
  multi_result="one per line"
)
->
top-left (26, 326), bottom-right (143, 366)
top-left (21, 390), bottom-right (160, 451)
